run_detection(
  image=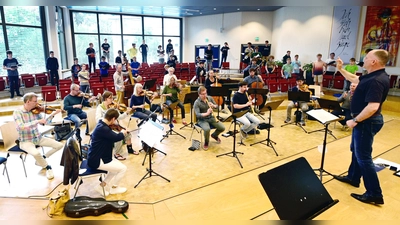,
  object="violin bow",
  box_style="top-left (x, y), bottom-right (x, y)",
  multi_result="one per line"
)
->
top-left (42, 92), bottom-right (47, 124)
